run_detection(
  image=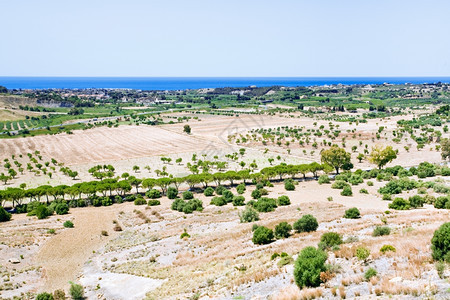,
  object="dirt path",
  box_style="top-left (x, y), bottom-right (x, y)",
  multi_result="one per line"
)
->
top-left (35, 205), bottom-right (120, 291)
